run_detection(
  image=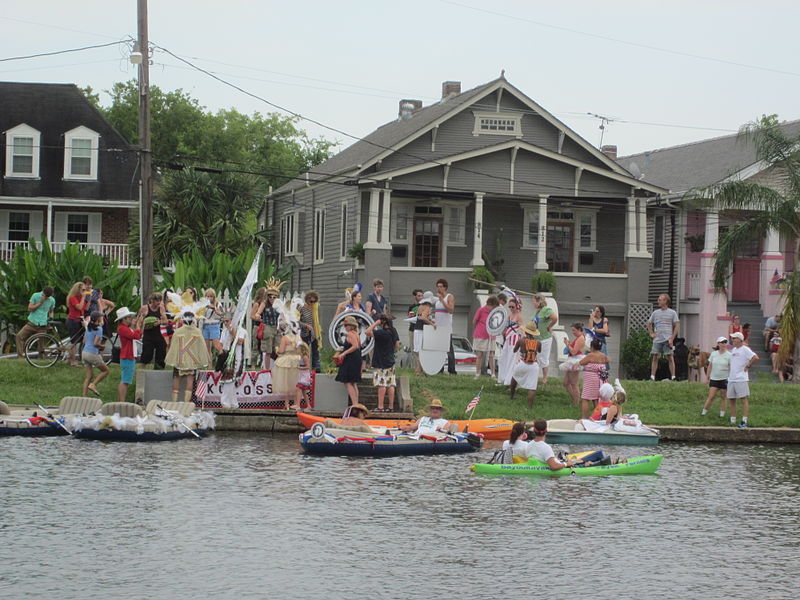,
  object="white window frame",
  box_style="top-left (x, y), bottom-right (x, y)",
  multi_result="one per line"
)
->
top-left (281, 211), bottom-right (299, 257)
top-left (390, 201), bottom-right (412, 244)
top-left (64, 126), bottom-right (100, 181)
top-left (66, 213), bottom-right (91, 244)
top-left (444, 203), bottom-right (466, 246)
top-left (472, 111), bottom-right (522, 137)
top-left (521, 206), bottom-right (539, 250)
top-left (576, 211), bottom-right (597, 252)
top-left (653, 213), bottom-right (665, 271)
top-left (339, 202), bottom-right (349, 261)
top-left (5, 123), bottom-right (41, 178)
top-left (313, 207), bottom-right (325, 264)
